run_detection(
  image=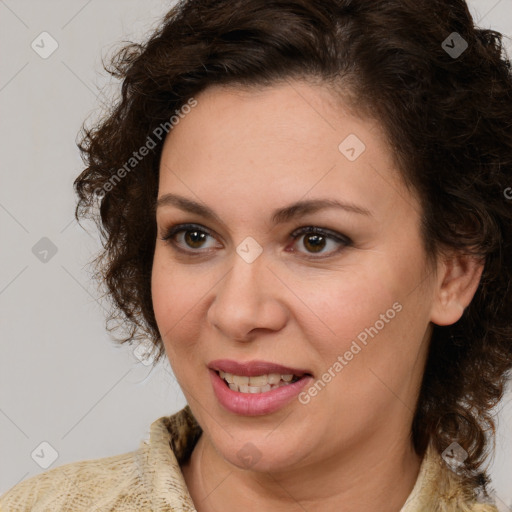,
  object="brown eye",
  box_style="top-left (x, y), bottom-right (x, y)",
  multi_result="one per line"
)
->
top-left (160, 223), bottom-right (352, 259)
top-left (183, 229), bottom-right (208, 249)
top-left (302, 233), bottom-right (327, 253)
top-left (289, 226), bottom-right (352, 258)
top-left (160, 223), bottom-right (219, 253)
